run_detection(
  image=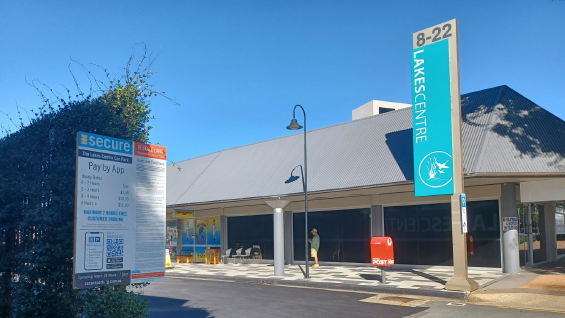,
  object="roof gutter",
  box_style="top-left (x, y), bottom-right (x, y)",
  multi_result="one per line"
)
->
top-left (467, 172), bottom-right (565, 178)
